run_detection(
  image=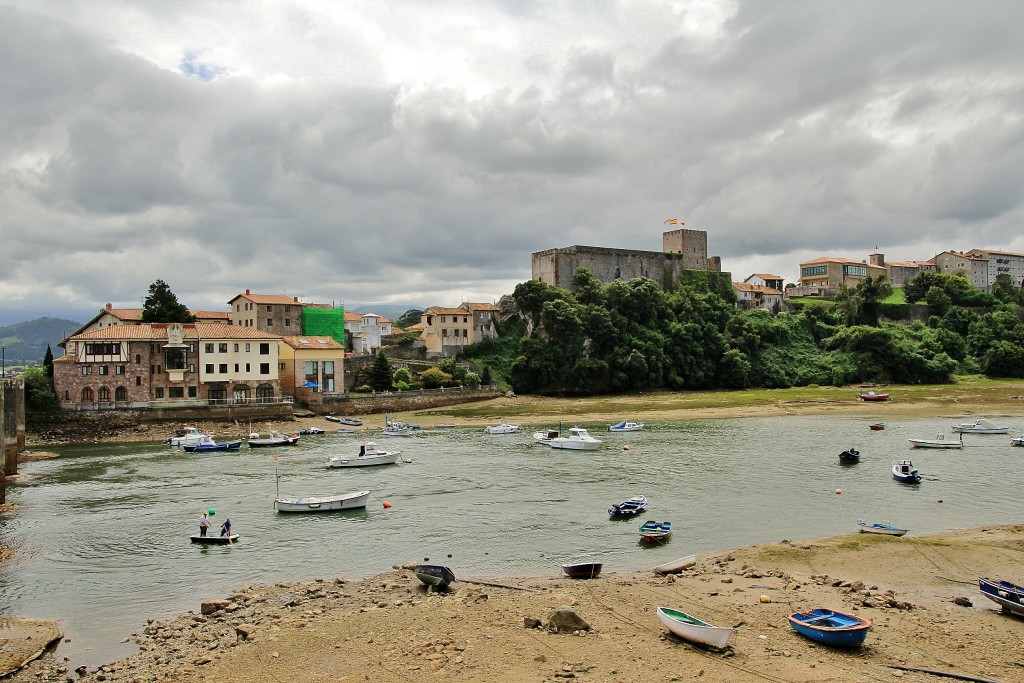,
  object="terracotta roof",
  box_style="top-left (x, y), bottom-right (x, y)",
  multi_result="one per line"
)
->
top-left (281, 336), bottom-right (345, 350)
top-left (344, 311), bottom-right (391, 323)
top-left (424, 307), bottom-right (467, 316)
top-left (799, 257), bottom-right (875, 266)
top-left (733, 283), bottom-right (783, 294)
top-left (228, 292), bottom-right (302, 305)
top-left (67, 323), bottom-right (282, 341)
top-left (462, 302), bottom-right (500, 312)
top-left (750, 273), bottom-right (782, 280)
top-left (404, 322), bottom-right (425, 331)
top-left (193, 310), bottom-right (231, 320)
top-left (886, 261), bottom-right (927, 268)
